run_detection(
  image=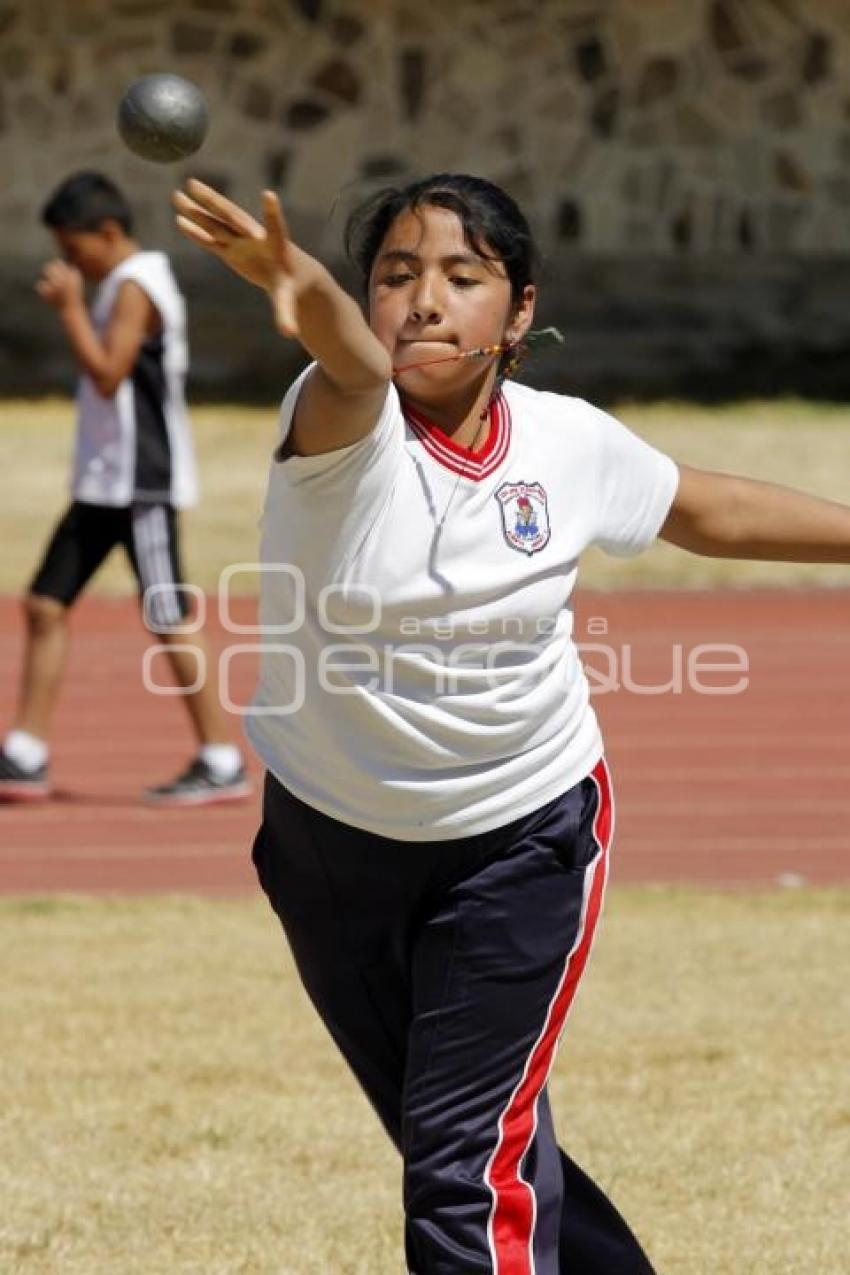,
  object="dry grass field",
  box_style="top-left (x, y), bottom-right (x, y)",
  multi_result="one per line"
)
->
top-left (2, 396), bottom-right (850, 594)
top-left (1, 397), bottom-right (847, 1274)
top-left (0, 889), bottom-right (847, 1275)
